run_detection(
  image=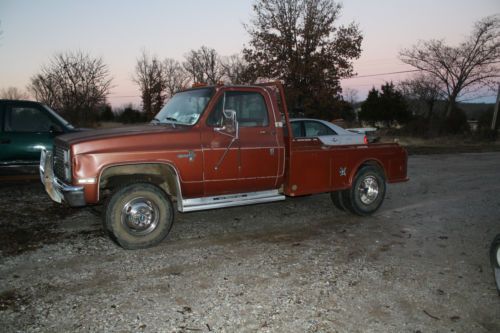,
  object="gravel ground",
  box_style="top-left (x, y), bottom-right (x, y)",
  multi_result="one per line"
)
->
top-left (1, 153), bottom-right (499, 332)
